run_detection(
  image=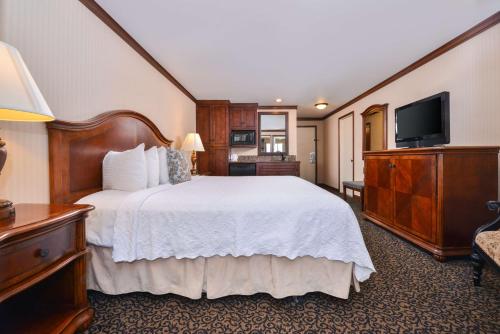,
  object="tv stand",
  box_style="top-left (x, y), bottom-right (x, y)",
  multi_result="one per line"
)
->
top-left (363, 146), bottom-right (499, 261)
